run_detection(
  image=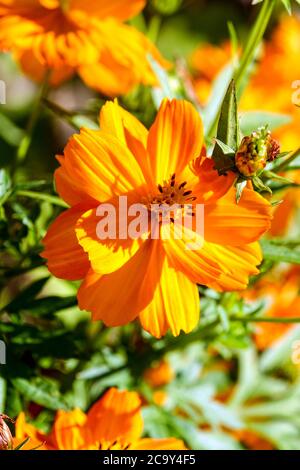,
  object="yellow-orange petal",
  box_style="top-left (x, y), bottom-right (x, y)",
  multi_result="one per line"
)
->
top-left (130, 438), bottom-right (187, 450)
top-left (51, 409), bottom-right (87, 450)
top-left (99, 100), bottom-right (153, 184)
top-left (188, 156), bottom-right (236, 203)
top-left (99, 100), bottom-right (147, 147)
top-left (16, 49), bottom-right (74, 86)
top-left (41, 204), bottom-right (91, 280)
top-left (144, 360), bottom-right (175, 388)
top-left (203, 242), bottom-right (263, 291)
top-left (161, 224), bottom-right (223, 286)
top-left (12, 437), bottom-right (47, 450)
top-left (204, 187), bottom-right (272, 245)
top-left (0, 3), bottom-right (101, 68)
top-left (269, 190), bottom-right (295, 237)
top-left (162, 224), bottom-right (261, 291)
top-left (78, 56), bottom-right (137, 97)
top-left (87, 388), bottom-right (143, 445)
top-left (69, 0), bottom-right (146, 21)
top-left (57, 128), bottom-right (146, 204)
top-left (78, 19), bottom-right (169, 97)
top-left (139, 256), bottom-right (199, 338)
top-left (147, 99), bottom-right (203, 184)
top-left (54, 166), bottom-right (96, 207)
top-left (77, 240), bottom-right (164, 326)
top-left (15, 412), bottom-right (45, 442)
top-left (75, 197), bottom-right (145, 275)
